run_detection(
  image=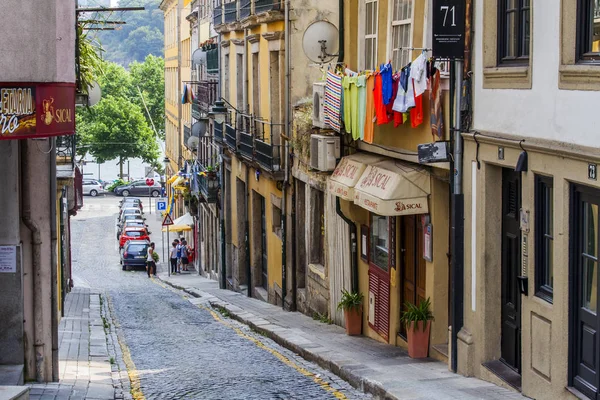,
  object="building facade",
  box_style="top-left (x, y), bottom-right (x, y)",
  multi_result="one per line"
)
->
top-left (457, 1), bottom-right (600, 399)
